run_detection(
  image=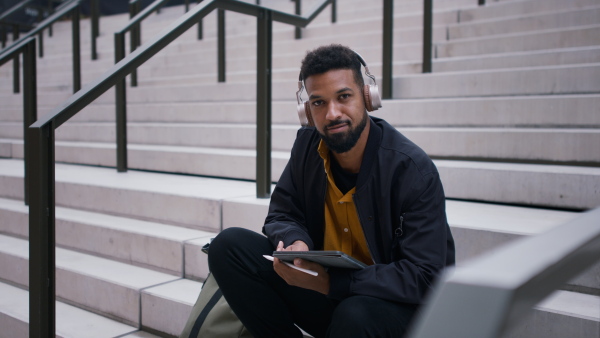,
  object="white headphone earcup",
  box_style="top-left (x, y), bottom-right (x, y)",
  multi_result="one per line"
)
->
top-left (367, 84), bottom-right (382, 111)
top-left (297, 103), bottom-right (309, 126)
